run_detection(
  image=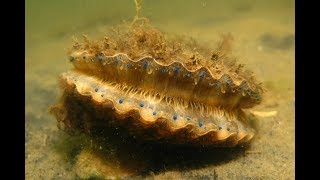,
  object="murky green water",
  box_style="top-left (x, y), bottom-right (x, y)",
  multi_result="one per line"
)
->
top-left (26, 0), bottom-right (294, 179)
